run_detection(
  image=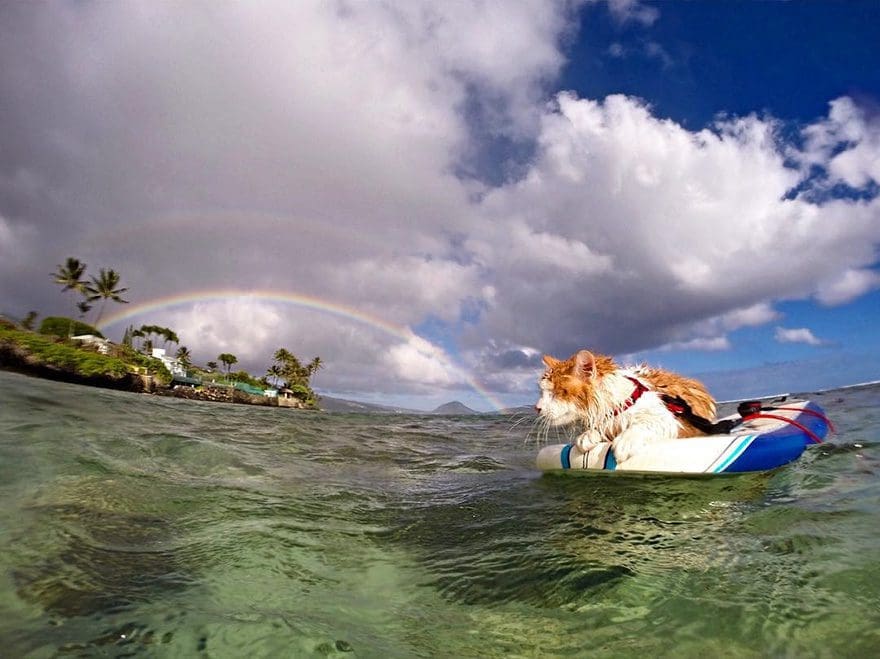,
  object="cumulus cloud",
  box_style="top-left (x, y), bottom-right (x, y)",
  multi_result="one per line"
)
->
top-left (815, 268), bottom-right (880, 306)
top-left (469, 92), bottom-right (879, 368)
top-left (660, 336), bottom-right (732, 352)
top-left (384, 334), bottom-right (464, 388)
top-left (774, 327), bottom-right (825, 346)
top-left (801, 97), bottom-right (880, 188)
top-left (1, 2), bottom-right (879, 408)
